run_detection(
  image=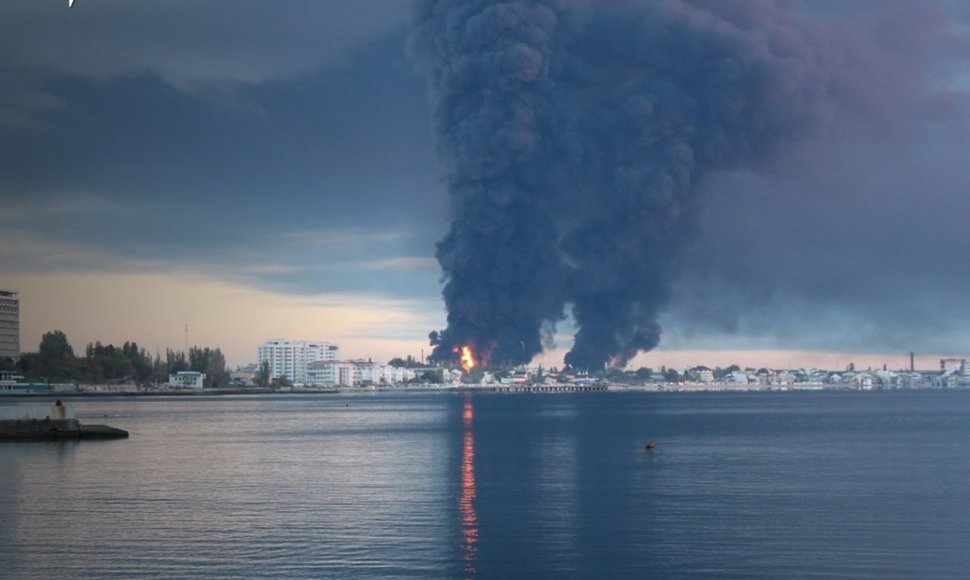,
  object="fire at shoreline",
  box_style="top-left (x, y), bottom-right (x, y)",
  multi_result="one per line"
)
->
top-left (457, 345), bottom-right (477, 373)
